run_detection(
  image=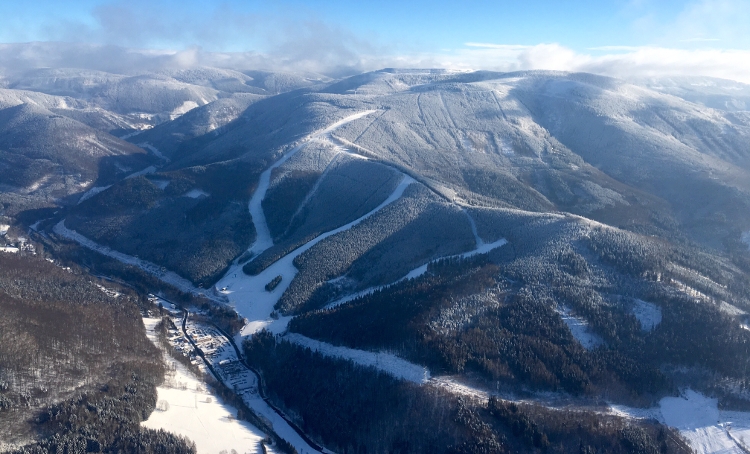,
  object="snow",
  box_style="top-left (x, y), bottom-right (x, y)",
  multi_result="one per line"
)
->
top-left (0, 224), bottom-right (8, 236)
top-left (53, 220), bottom-right (218, 301)
top-left (184, 188), bottom-right (210, 199)
top-left (284, 333), bottom-right (430, 384)
top-left (138, 142), bottom-right (170, 162)
top-left (125, 165), bottom-right (157, 179)
top-left (0, 246), bottom-right (19, 253)
top-left (179, 318), bottom-right (327, 454)
top-left (612, 389), bottom-right (750, 454)
top-left (632, 299), bottom-right (662, 332)
top-left (78, 185), bottom-right (111, 203)
top-left (555, 306), bottom-right (604, 350)
top-left (150, 179), bottom-right (171, 190)
top-left (141, 317), bottom-right (266, 454)
top-left (170, 100), bottom-right (199, 119)
top-left (218, 175), bottom-right (414, 337)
